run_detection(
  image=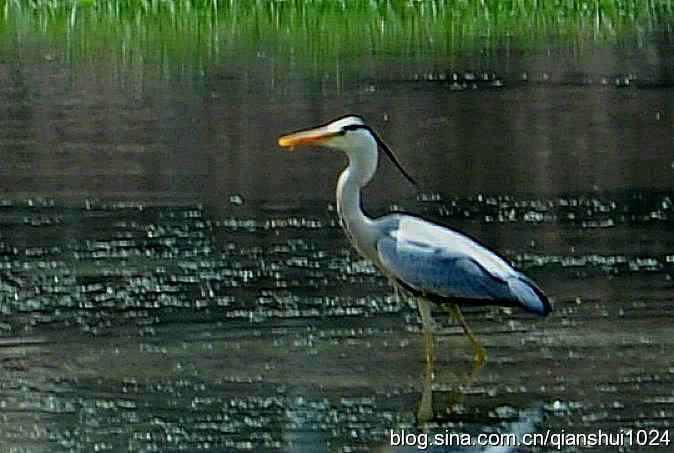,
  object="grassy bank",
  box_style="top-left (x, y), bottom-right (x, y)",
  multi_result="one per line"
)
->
top-left (1, 0), bottom-right (672, 79)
